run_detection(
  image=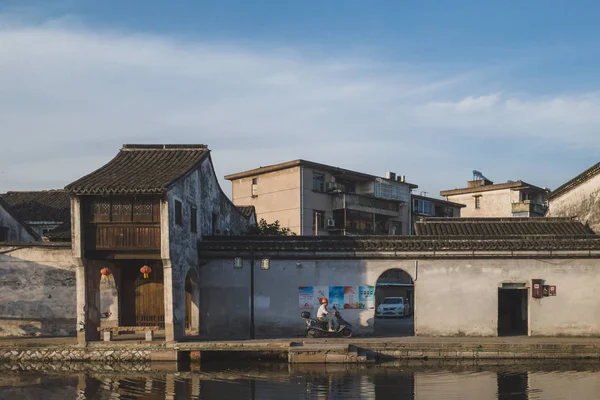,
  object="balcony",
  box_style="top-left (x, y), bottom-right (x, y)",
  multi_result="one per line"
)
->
top-left (84, 223), bottom-right (161, 251)
top-left (332, 193), bottom-right (401, 217)
top-left (511, 201), bottom-right (547, 216)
